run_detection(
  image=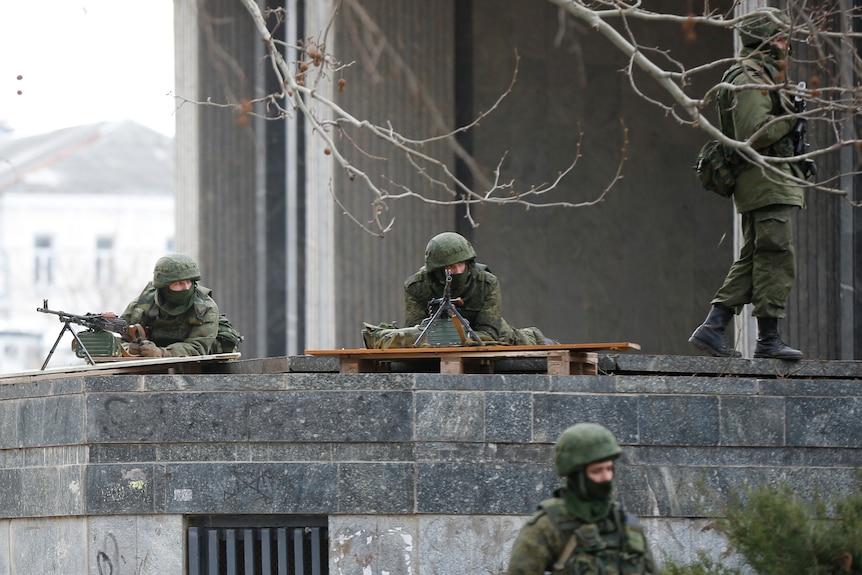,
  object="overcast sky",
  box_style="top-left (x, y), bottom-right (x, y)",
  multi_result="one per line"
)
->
top-left (0, 1), bottom-right (175, 137)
